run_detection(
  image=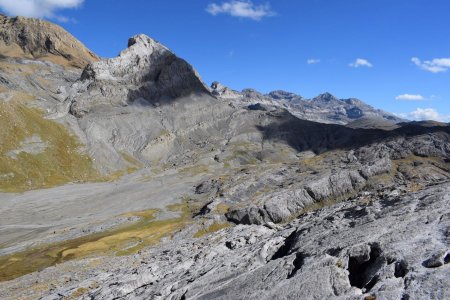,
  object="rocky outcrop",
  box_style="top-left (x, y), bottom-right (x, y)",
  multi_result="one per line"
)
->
top-left (69, 34), bottom-right (210, 117)
top-left (224, 127), bottom-right (450, 225)
top-left (15, 182), bottom-right (448, 300)
top-left (225, 164), bottom-right (382, 225)
top-left (0, 14), bottom-right (98, 68)
top-left (211, 81), bottom-right (241, 99)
